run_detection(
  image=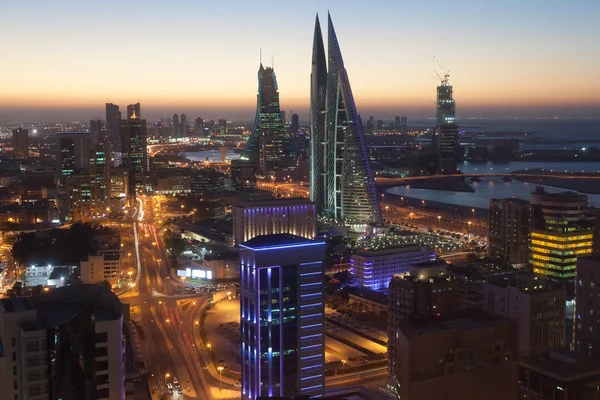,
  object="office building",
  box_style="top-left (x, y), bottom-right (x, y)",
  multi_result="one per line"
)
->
top-left (233, 198), bottom-right (316, 245)
top-left (110, 167), bottom-right (129, 198)
top-left (394, 116), bottom-right (401, 130)
top-left (241, 63), bottom-right (294, 176)
top-left (388, 262), bottom-right (459, 322)
top-left (180, 113), bottom-right (188, 136)
top-left (89, 118), bottom-right (102, 146)
top-left (310, 14), bottom-right (381, 225)
top-left (290, 113), bottom-right (299, 136)
top-left (121, 118), bottom-right (148, 199)
top-left (105, 103), bottom-right (121, 154)
top-left (172, 113), bottom-right (179, 138)
top-left (218, 118), bottom-right (227, 135)
top-left (239, 234), bottom-right (326, 399)
top-left (55, 132), bottom-right (91, 185)
top-left (194, 117), bottom-right (204, 136)
top-left (482, 275), bottom-right (566, 357)
top-left (401, 116), bottom-right (407, 134)
top-left (0, 285), bottom-right (125, 400)
top-left (126, 102), bottom-right (140, 119)
top-left (280, 111), bottom-right (286, 125)
top-left (489, 198), bottom-right (530, 268)
top-left (81, 253), bottom-right (122, 287)
top-left (191, 170), bottom-right (225, 196)
top-left (90, 143), bottom-right (110, 211)
top-left (574, 256), bottom-right (600, 358)
top-left (12, 127), bottom-right (29, 159)
top-left (435, 70), bottom-right (458, 174)
top-left (151, 169), bottom-right (193, 194)
top-left (387, 309), bottom-right (519, 400)
top-left (519, 350), bottom-right (600, 400)
top-left (530, 188), bottom-right (595, 279)
top-left (350, 245), bottom-right (435, 290)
